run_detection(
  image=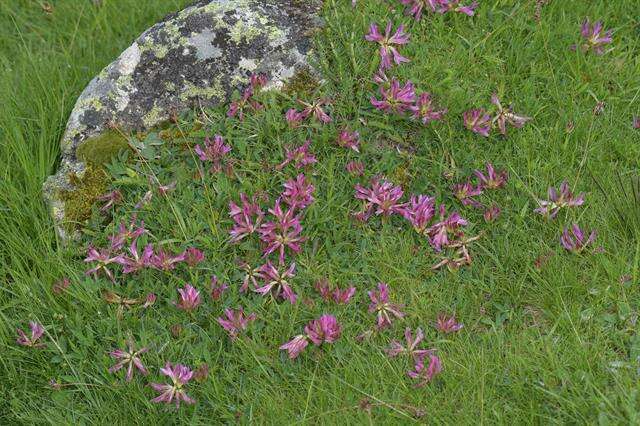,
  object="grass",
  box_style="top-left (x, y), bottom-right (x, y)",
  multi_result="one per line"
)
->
top-left (2, 0), bottom-right (640, 423)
